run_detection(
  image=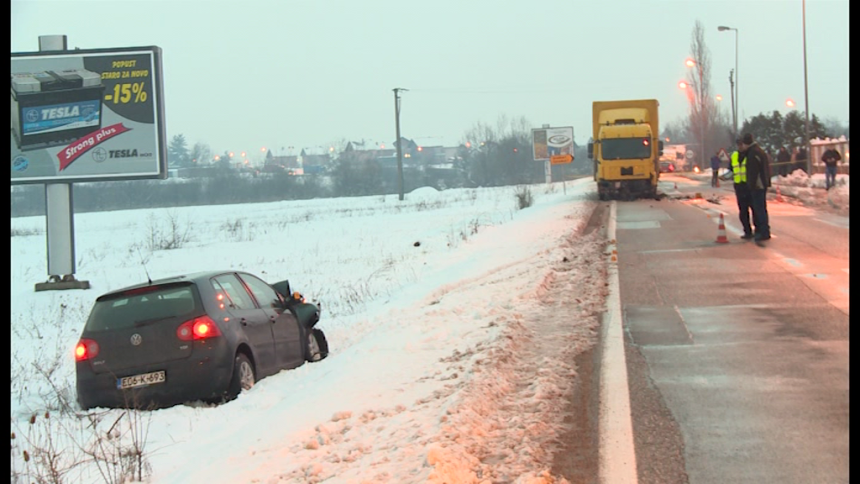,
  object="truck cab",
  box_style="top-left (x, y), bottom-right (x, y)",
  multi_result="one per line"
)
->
top-left (588, 100), bottom-right (663, 200)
